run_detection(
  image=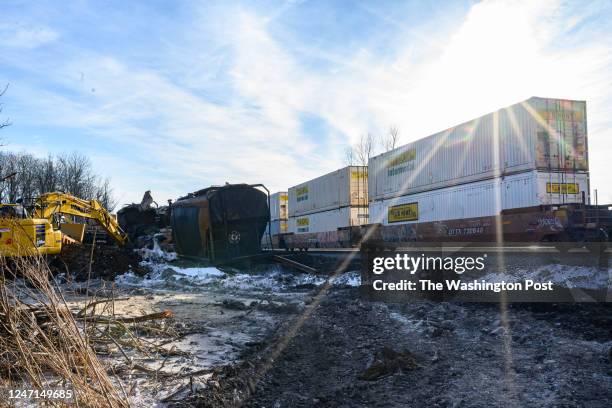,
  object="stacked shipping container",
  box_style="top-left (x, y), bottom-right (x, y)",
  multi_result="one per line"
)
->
top-left (287, 166), bottom-right (369, 247)
top-left (269, 192), bottom-right (289, 234)
top-left (262, 192), bottom-right (288, 248)
top-left (368, 97), bottom-right (590, 226)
